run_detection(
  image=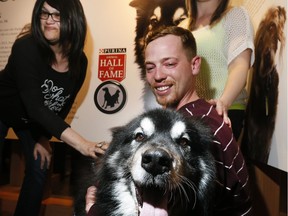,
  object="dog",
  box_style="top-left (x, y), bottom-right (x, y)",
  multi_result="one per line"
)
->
top-left (241, 6), bottom-right (286, 163)
top-left (129, 0), bottom-right (187, 80)
top-left (102, 87), bottom-right (120, 109)
top-left (88, 108), bottom-right (216, 216)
